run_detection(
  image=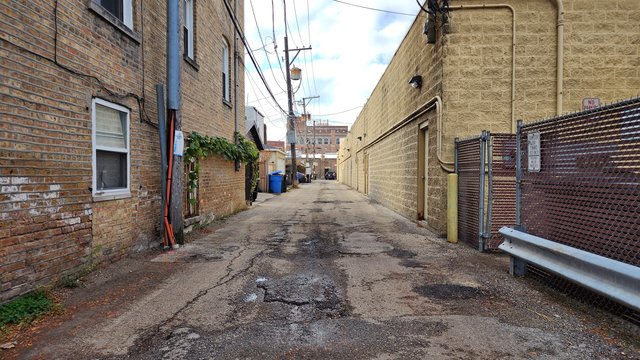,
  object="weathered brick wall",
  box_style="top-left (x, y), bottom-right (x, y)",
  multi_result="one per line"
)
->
top-left (179, 0), bottom-right (246, 221)
top-left (1, 0), bottom-right (246, 302)
top-left (339, 0), bottom-right (640, 235)
top-left (1, 0), bottom-right (144, 301)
